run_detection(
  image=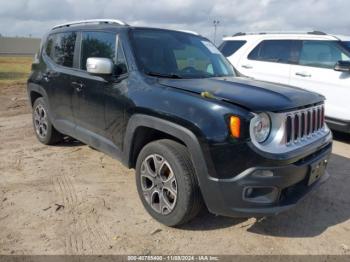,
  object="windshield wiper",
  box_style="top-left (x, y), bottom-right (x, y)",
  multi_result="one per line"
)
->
top-left (145, 71), bottom-right (182, 79)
